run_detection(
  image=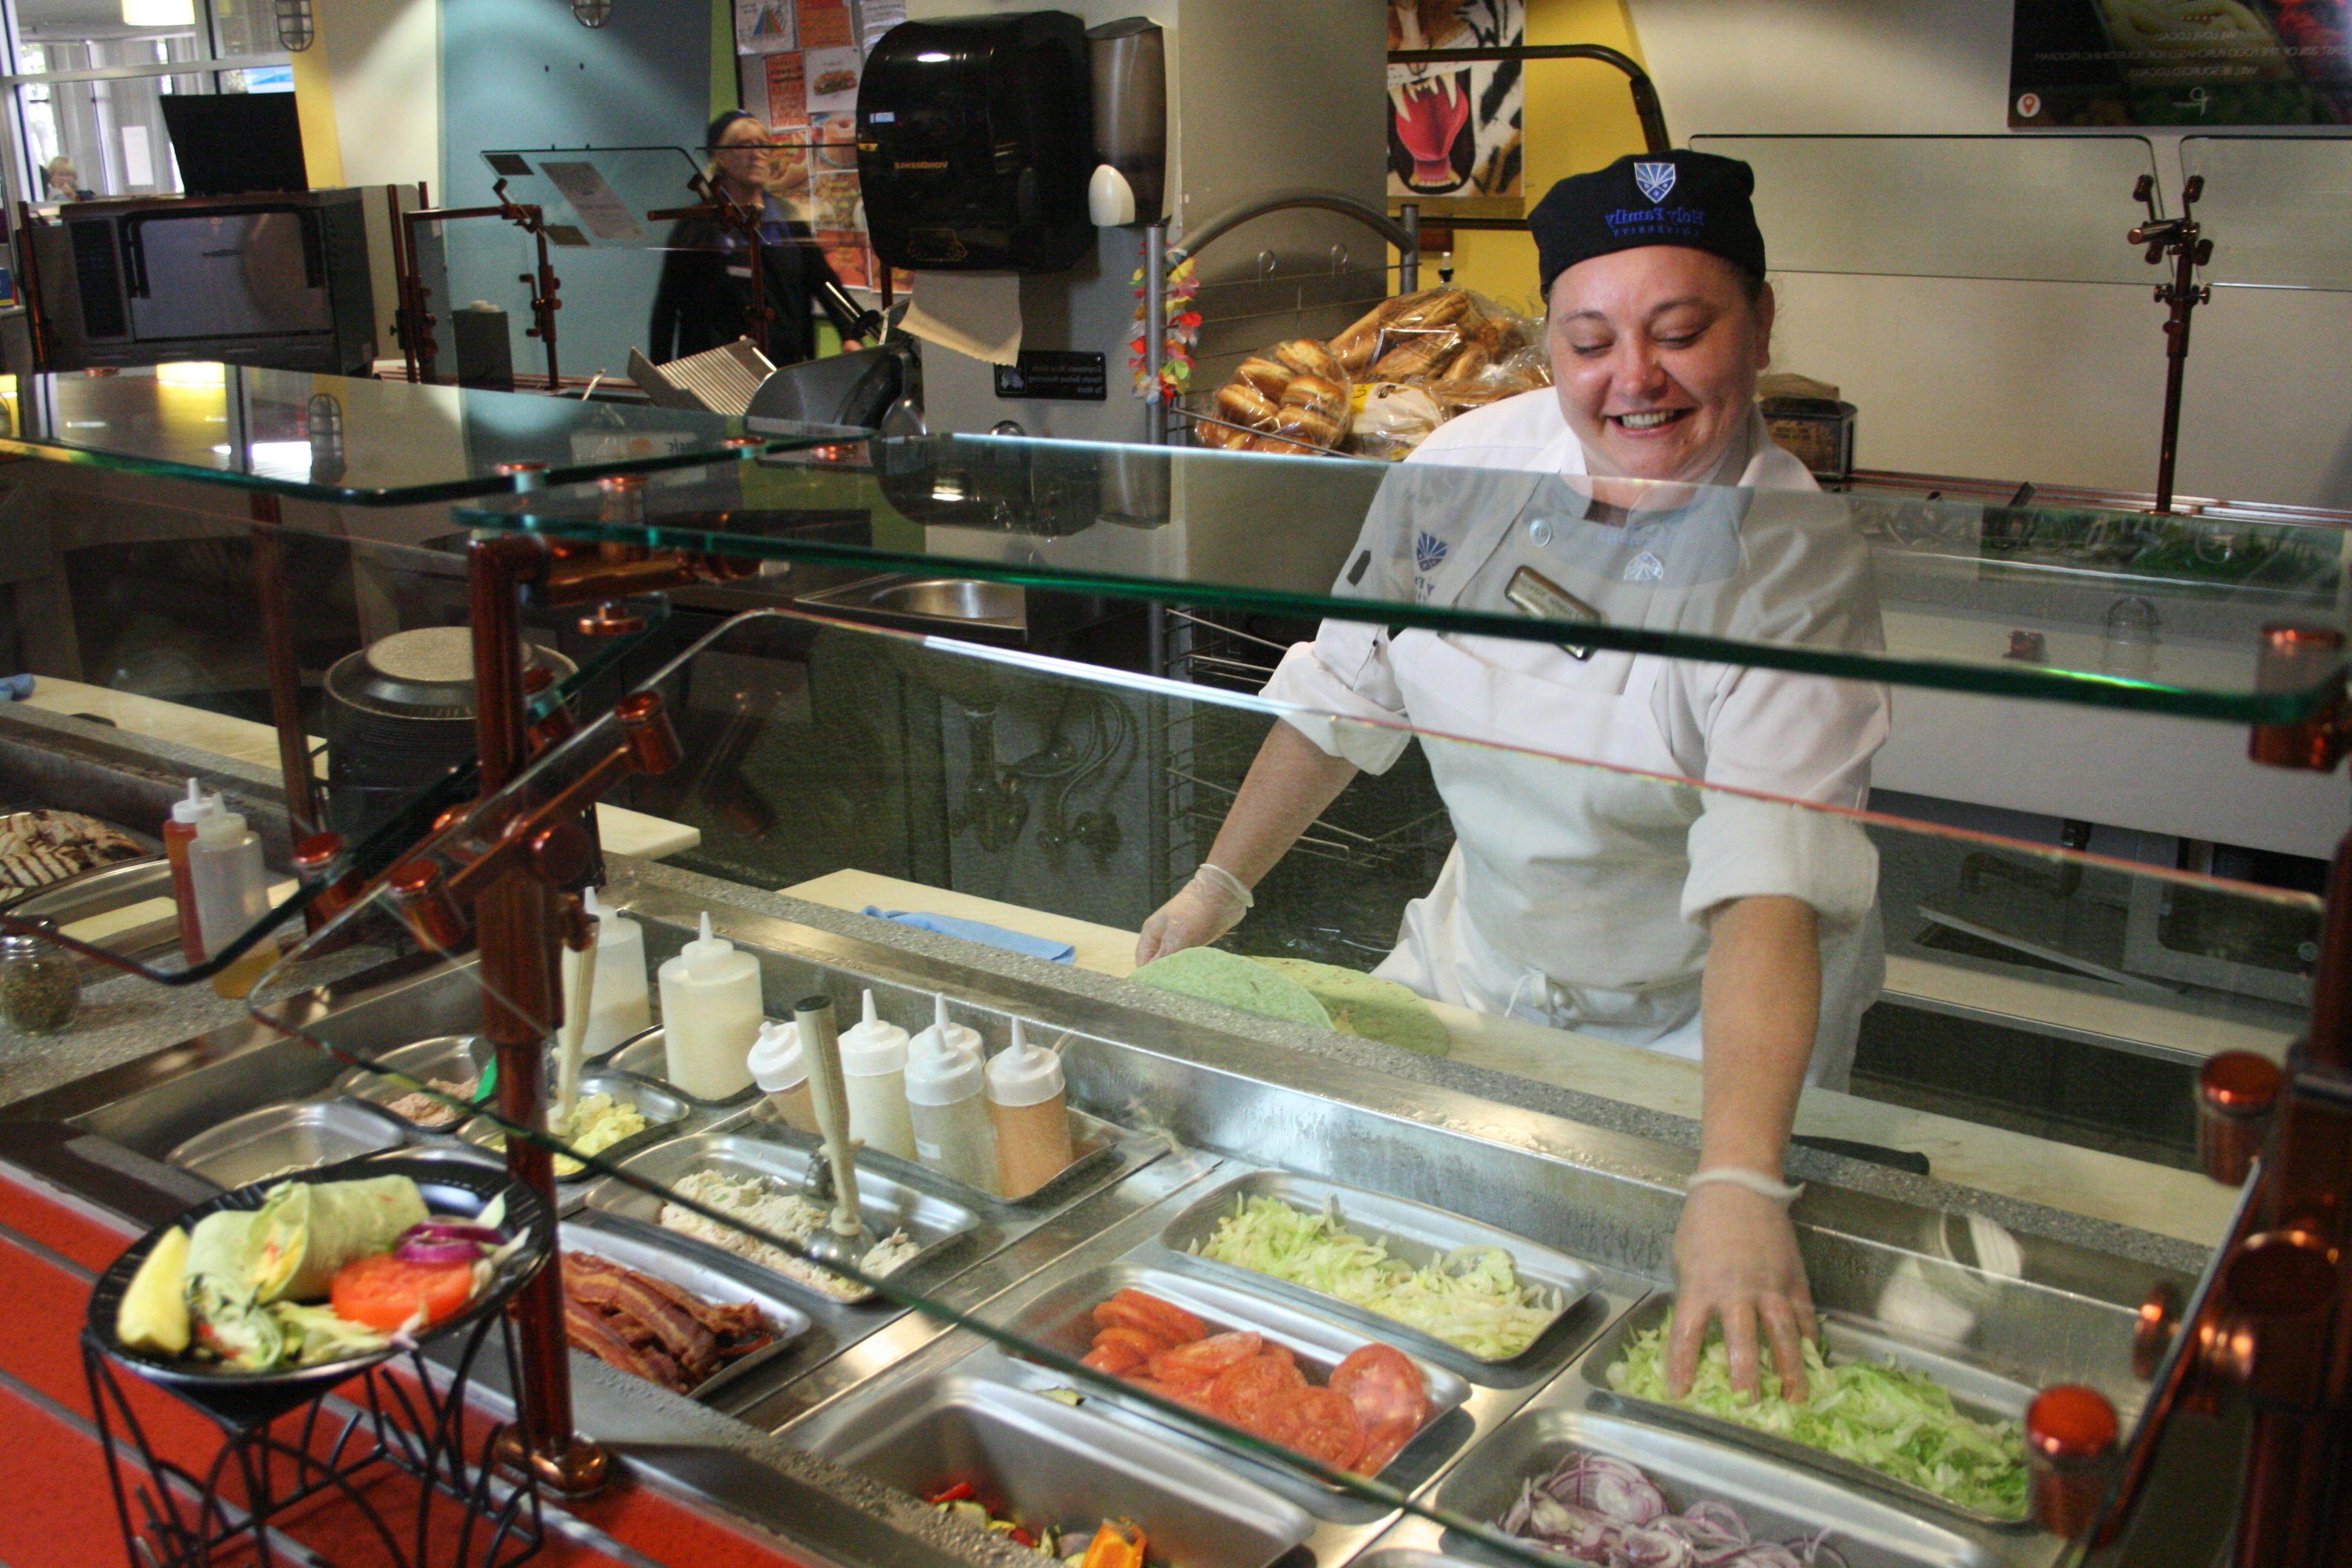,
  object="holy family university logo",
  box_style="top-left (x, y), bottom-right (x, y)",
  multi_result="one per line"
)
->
top-left (1632, 162), bottom-right (1677, 204)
